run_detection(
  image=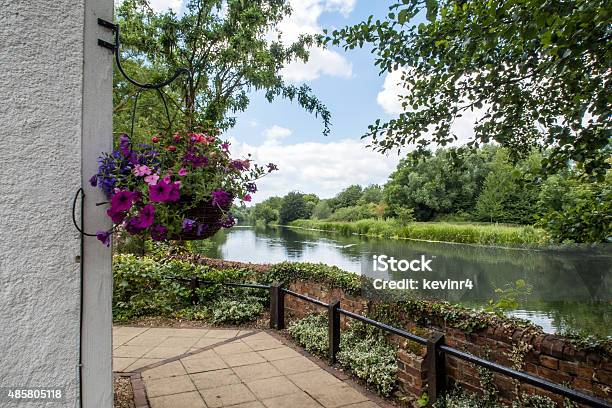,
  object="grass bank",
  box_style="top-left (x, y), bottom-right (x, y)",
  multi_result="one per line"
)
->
top-left (288, 219), bottom-right (549, 247)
